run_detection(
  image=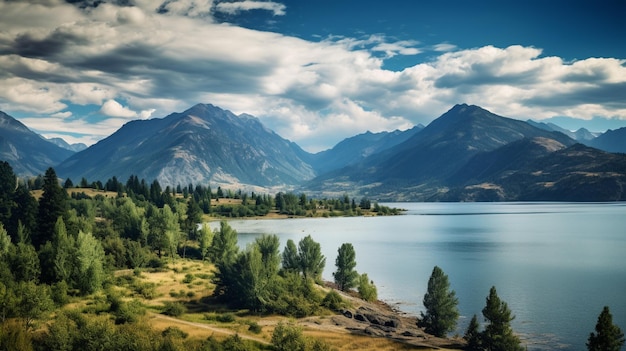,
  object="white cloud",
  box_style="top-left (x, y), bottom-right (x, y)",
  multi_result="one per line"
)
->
top-left (99, 99), bottom-right (137, 118)
top-left (0, 1), bottom-right (624, 152)
top-left (215, 0), bottom-right (286, 16)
